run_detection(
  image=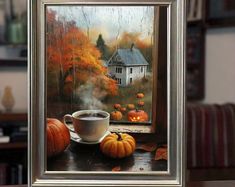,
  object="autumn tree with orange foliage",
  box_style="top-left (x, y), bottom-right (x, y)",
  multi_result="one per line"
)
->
top-left (46, 9), bottom-right (117, 101)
